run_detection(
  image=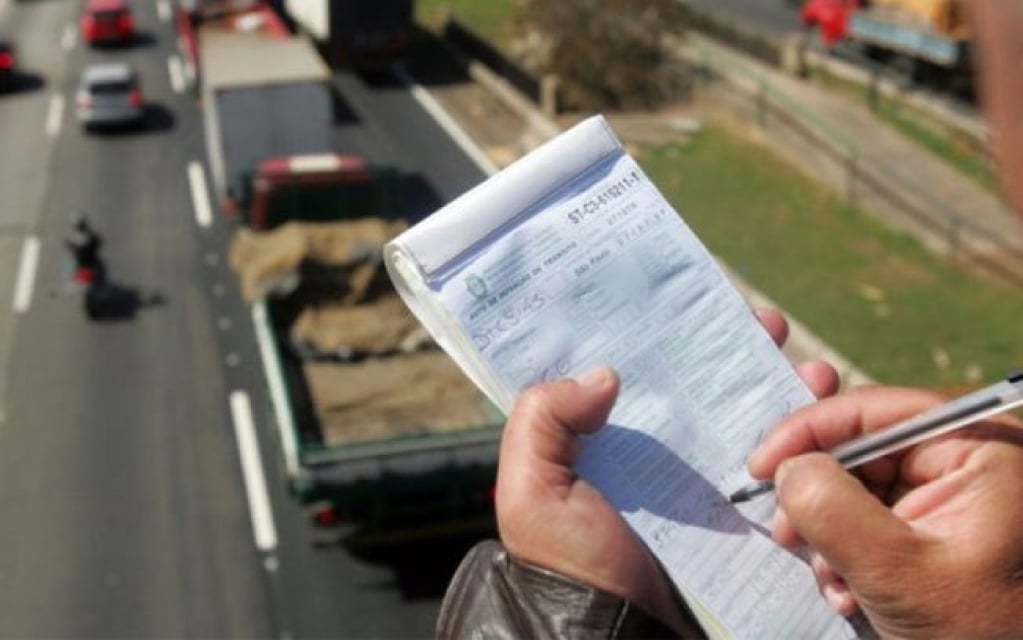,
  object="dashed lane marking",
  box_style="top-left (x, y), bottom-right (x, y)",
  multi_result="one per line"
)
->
top-left (156, 0), bottom-right (171, 22)
top-left (45, 94), bottom-right (64, 138)
top-left (187, 161), bottom-right (213, 228)
top-left (12, 236), bottom-right (40, 314)
top-left (167, 55), bottom-right (184, 94)
top-left (61, 24), bottom-right (76, 52)
top-left (228, 390), bottom-right (278, 552)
